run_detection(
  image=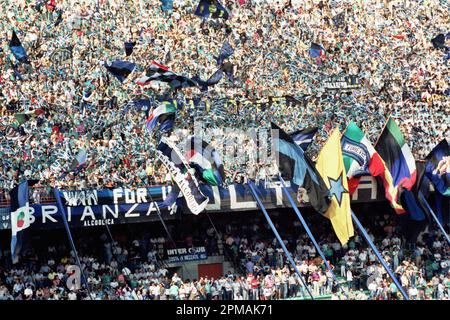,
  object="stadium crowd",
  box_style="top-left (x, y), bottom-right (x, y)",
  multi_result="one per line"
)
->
top-left (0, 0), bottom-right (449, 192)
top-left (0, 212), bottom-right (448, 300)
